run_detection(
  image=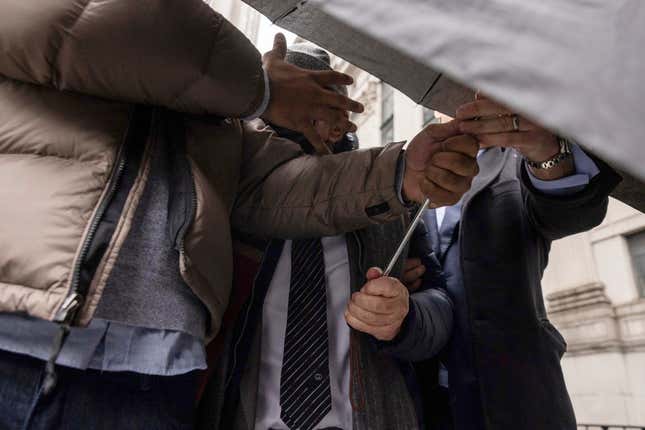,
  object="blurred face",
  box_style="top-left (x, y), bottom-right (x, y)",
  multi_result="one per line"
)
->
top-left (313, 110), bottom-right (348, 151)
